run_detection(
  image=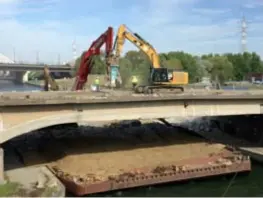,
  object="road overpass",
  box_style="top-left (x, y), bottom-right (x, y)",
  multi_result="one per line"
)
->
top-left (0, 63), bottom-right (72, 83)
top-left (0, 91), bottom-right (263, 144)
top-left (0, 63), bottom-right (72, 72)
